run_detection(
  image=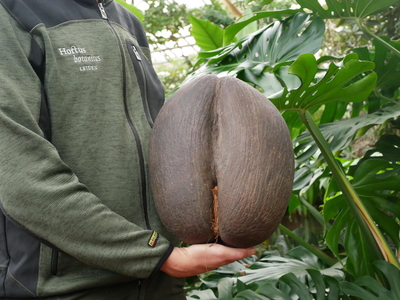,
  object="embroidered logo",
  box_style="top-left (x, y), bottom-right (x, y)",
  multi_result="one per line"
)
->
top-left (148, 231), bottom-right (159, 247)
top-left (58, 45), bottom-right (102, 72)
